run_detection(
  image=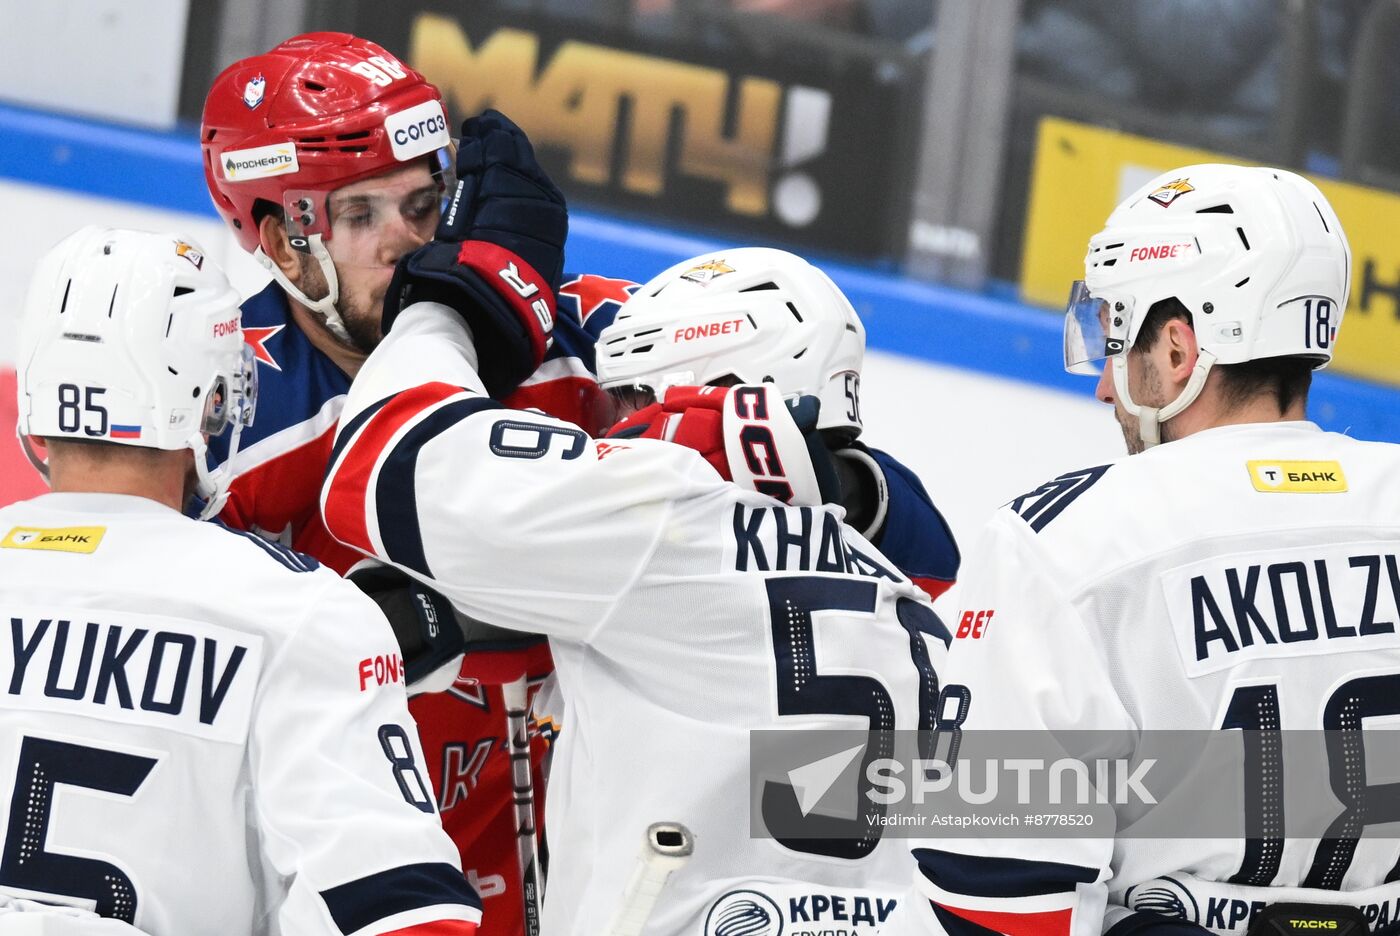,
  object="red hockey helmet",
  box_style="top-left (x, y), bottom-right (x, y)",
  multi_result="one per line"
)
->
top-left (201, 32), bottom-right (452, 253)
